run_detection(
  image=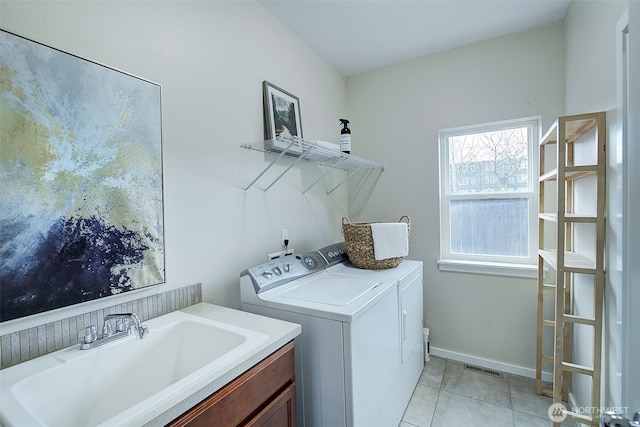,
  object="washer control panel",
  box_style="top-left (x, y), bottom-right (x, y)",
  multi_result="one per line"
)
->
top-left (242, 242), bottom-right (348, 294)
top-left (317, 242), bottom-right (348, 265)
